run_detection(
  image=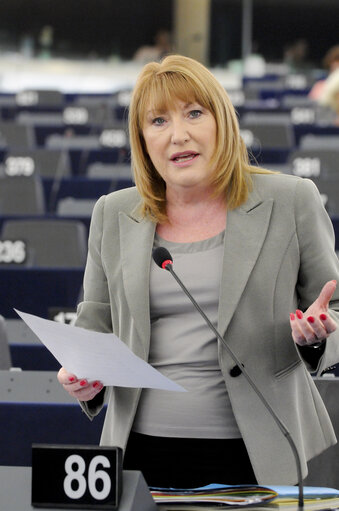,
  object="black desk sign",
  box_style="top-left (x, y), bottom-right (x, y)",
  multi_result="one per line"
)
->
top-left (32, 444), bottom-right (122, 509)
